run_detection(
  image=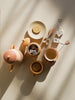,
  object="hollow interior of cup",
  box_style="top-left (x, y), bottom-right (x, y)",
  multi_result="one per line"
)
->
top-left (31, 62), bottom-right (42, 72)
top-left (28, 44), bottom-right (39, 55)
top-left (45, 48), bottom-right (57, 60)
